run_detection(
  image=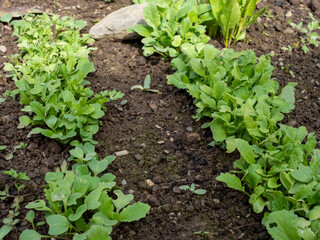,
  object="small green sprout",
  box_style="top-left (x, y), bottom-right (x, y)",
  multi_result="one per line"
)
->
top-left (290, 12), bottom-right (320, 54)
top-left (179, 183), bottom-right (206, 195)
top-left (131, 74), bottom-right (159, 93)
top-left (3, 142), bottom-right (27, 160)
